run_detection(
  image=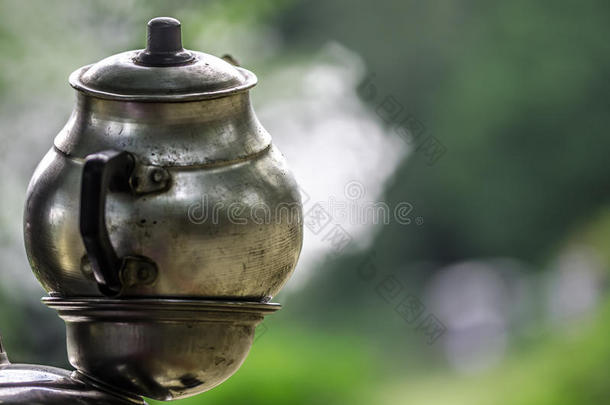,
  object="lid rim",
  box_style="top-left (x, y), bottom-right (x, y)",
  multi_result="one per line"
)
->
top-left (69, 64), bottom-right (258, 102)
